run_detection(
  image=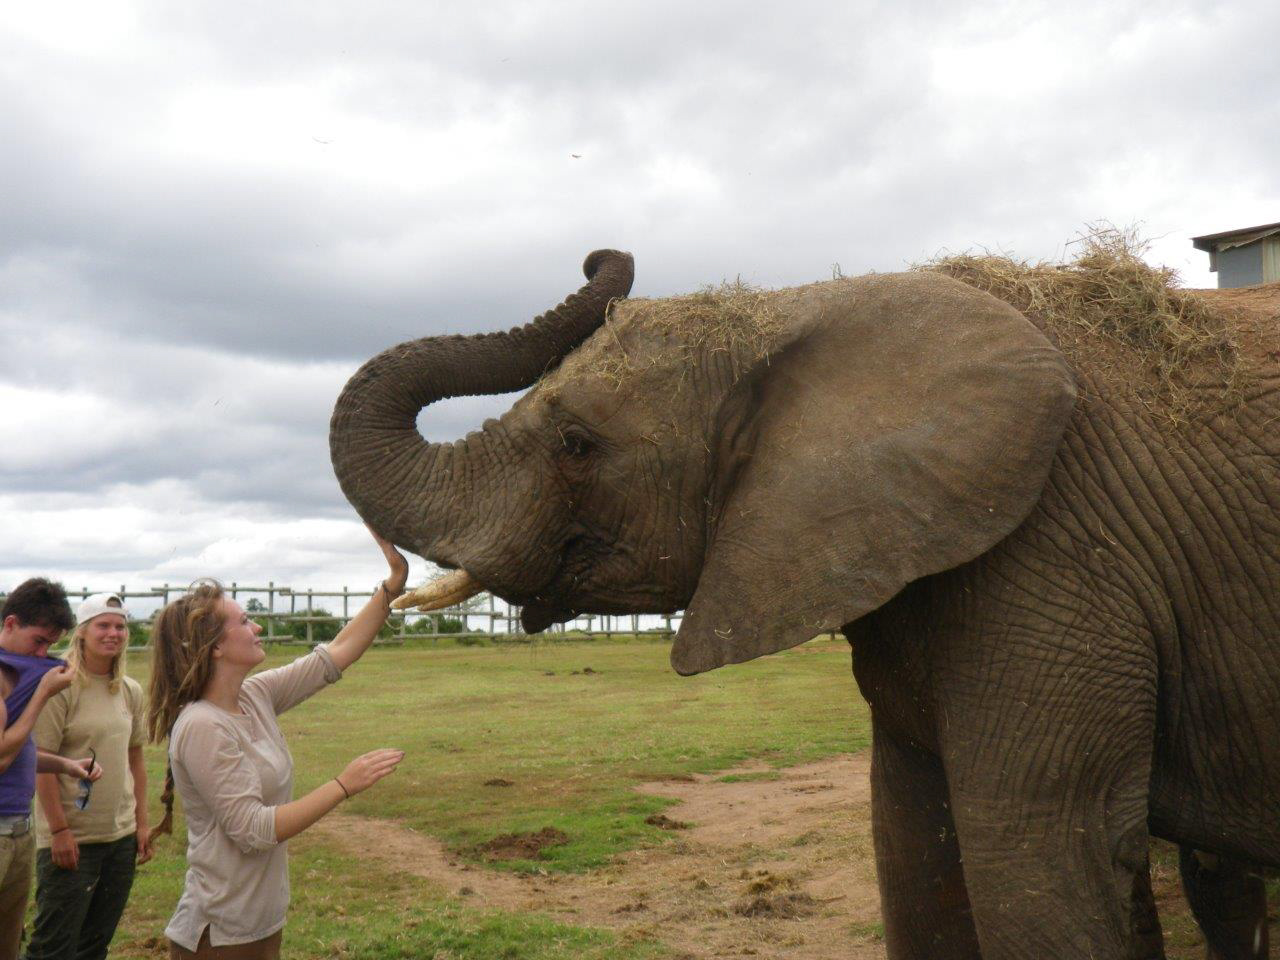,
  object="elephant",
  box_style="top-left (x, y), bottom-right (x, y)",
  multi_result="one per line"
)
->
top-left (329, 248), bottom-right (1280, 959)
